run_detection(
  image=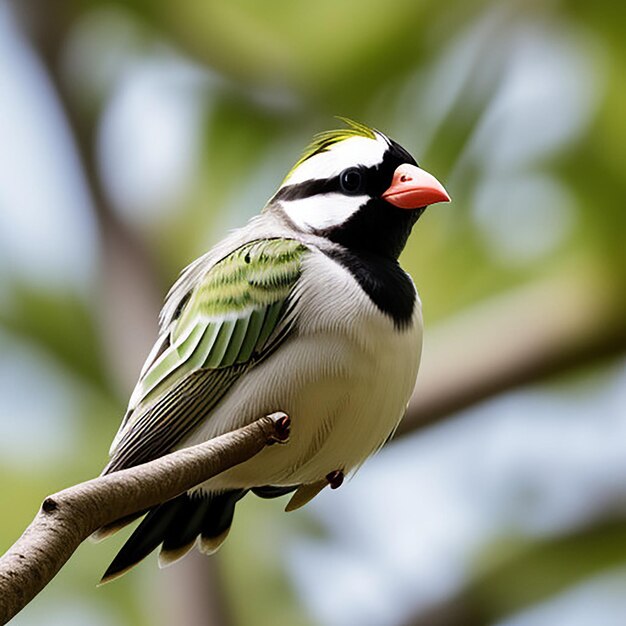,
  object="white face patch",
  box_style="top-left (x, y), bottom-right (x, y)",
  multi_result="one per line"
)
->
top-left (277, 131), bottom-right (390, 231)
top-left (283, 133), bottom-right (389, 186)
top-left (280, 193), bottom-right (367, 232)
